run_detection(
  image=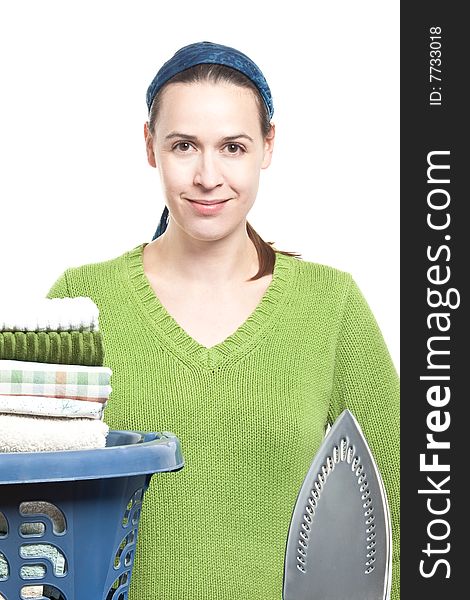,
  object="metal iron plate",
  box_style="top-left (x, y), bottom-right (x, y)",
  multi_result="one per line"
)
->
top-left (283, 410), bottom-right (392, 600)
